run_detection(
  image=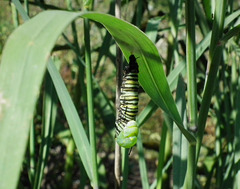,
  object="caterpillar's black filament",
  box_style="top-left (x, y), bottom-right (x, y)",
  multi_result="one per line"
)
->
top-left (115, 55), bottom-right (139, 136)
